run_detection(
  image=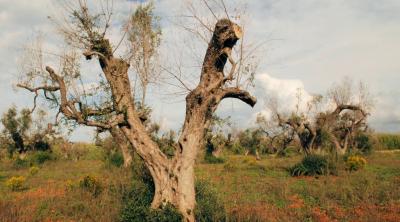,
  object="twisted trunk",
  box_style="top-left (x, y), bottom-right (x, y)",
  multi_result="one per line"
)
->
top-left (21, 21), bottom-right (255, 220)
